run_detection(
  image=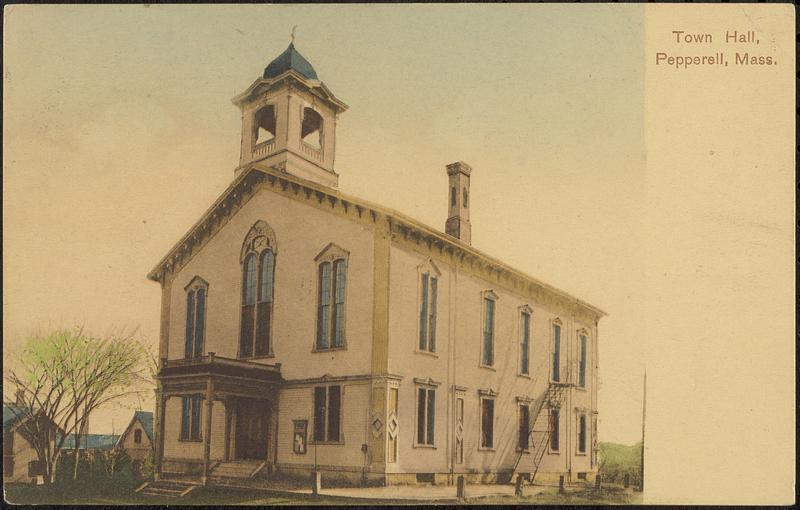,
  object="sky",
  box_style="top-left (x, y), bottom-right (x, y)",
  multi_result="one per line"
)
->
top-left (4, 4), bottom-right (794, 503)
top-left (4, 4), bottom-right (647, 444)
